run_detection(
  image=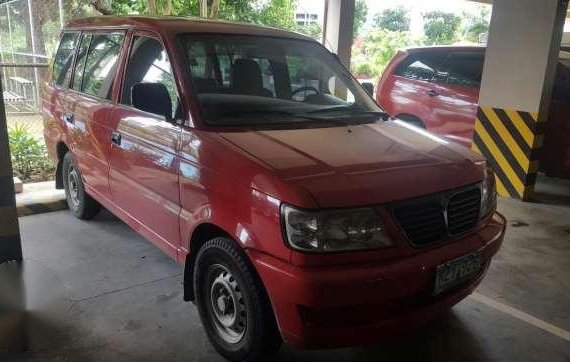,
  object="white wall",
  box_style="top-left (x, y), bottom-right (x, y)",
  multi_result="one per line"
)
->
top-left (479, 0), bottom-right (567, 113)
